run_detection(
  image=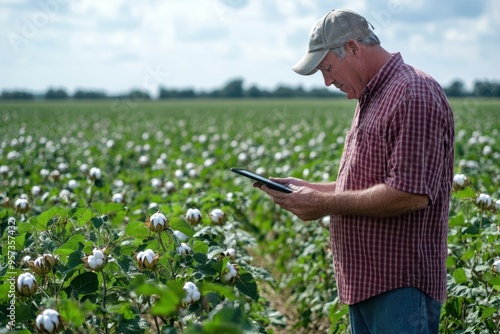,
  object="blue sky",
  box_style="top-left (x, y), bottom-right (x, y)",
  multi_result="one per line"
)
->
top-left (1, 0), bottom-right (499, 96)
